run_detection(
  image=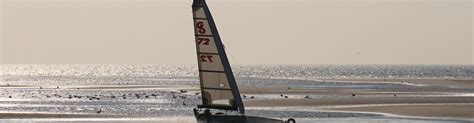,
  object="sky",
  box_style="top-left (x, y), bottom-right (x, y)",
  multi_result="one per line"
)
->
top-left (1, 0), bottom-right (472, 65)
